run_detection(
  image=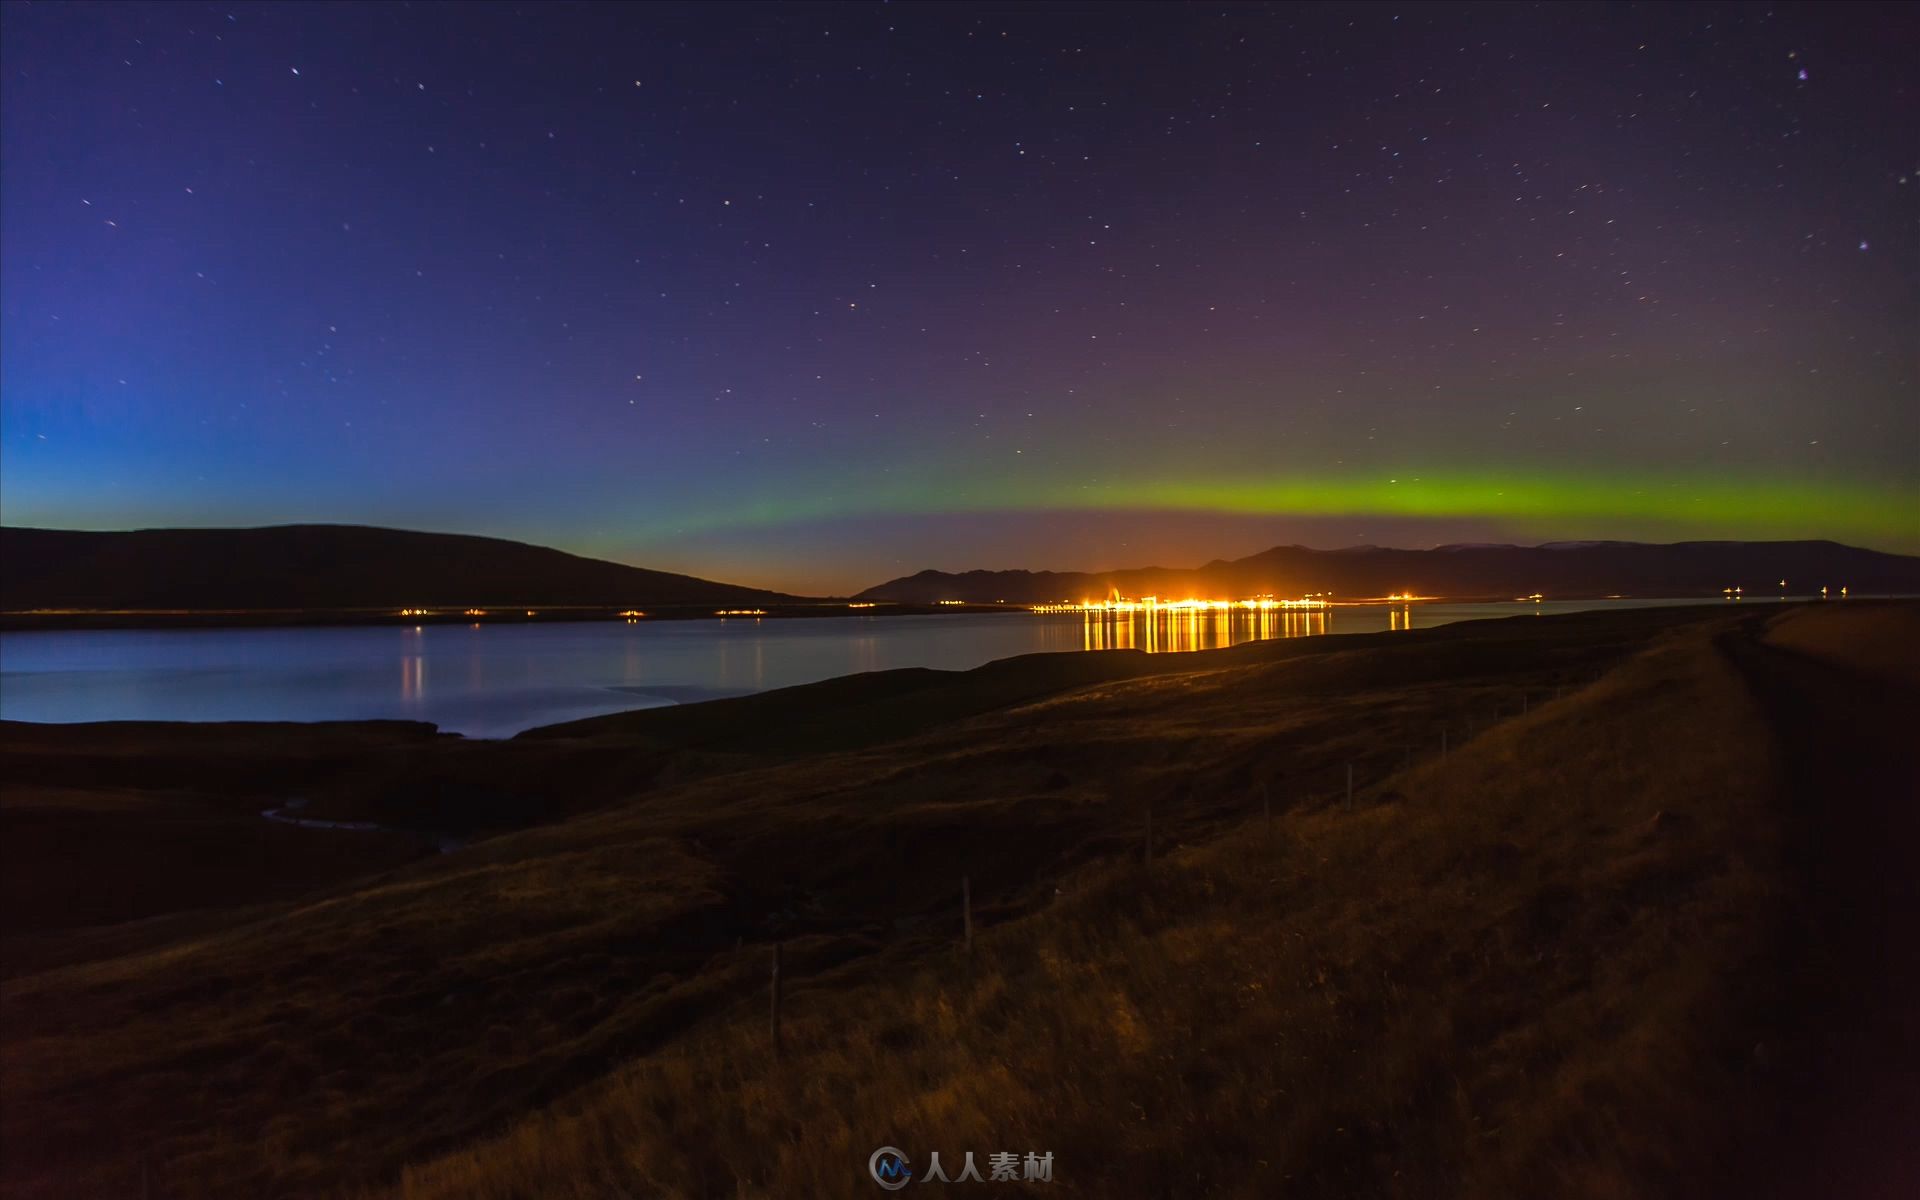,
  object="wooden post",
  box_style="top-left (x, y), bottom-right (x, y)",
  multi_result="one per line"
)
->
top-left (770, 942), bottom-right (783, 1061)
top-left (1262, 783), bottom-right (1272, 843)
top-left (1144, 798), bottom-right (1155, 869)
top-left (1345, 762), bottom-right (1354, 811)
top-left (1521, 692), bottom-right (1529, 714)
top-left (962, 874), bottom-right (973, 960)
top-left (1441, 729), bottom-right (1448, 758)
